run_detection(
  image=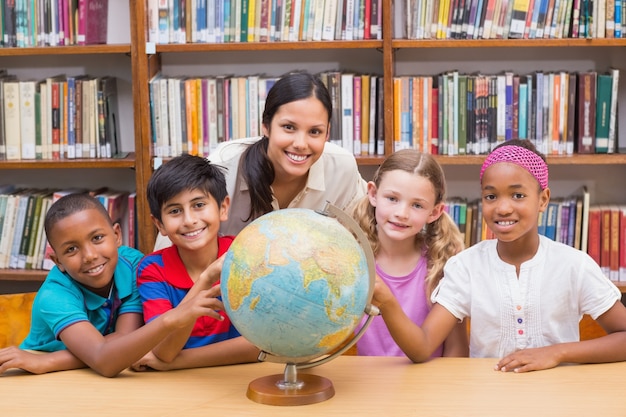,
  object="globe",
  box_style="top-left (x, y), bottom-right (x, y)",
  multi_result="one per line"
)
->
top-left (220, 205), bottom-right (377, 406)
top-left (221, 207), bottom-right (371, 361)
